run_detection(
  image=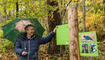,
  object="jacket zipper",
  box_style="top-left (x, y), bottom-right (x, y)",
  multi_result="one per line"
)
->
top-left (27, 35), bottom-right (35, 60)
top-left (28, 39), bottom-right (30, 60)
